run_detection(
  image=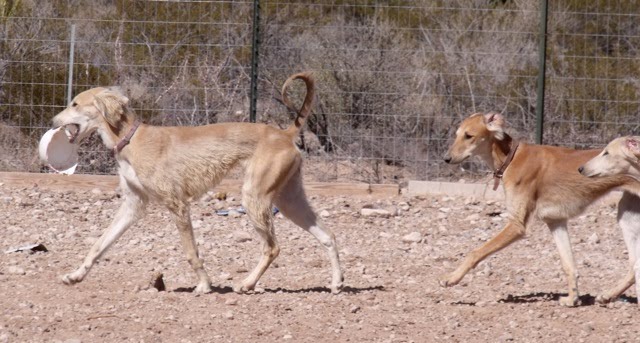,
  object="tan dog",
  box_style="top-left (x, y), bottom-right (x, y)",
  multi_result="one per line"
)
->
top-left (442, 112), bottom-right (640, 306)
top-left (579, 136), bottom-right (640, 304)
top-left (51, 73), bottom-right (344, 294)
top-left (579, 136), bottom-right (640, 180)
